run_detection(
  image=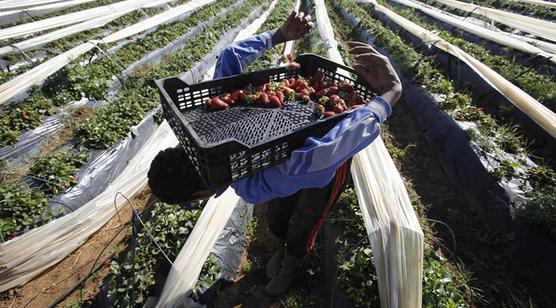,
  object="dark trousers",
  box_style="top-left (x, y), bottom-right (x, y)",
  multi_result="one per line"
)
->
top-left (267, 162), bottom-right (350, 258)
